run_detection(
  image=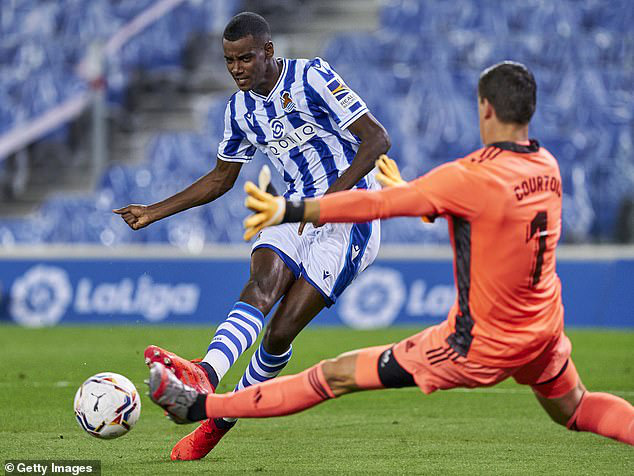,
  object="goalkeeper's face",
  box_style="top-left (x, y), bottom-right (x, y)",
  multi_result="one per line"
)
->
top-left (223, 34), bottom-right (273, 92)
